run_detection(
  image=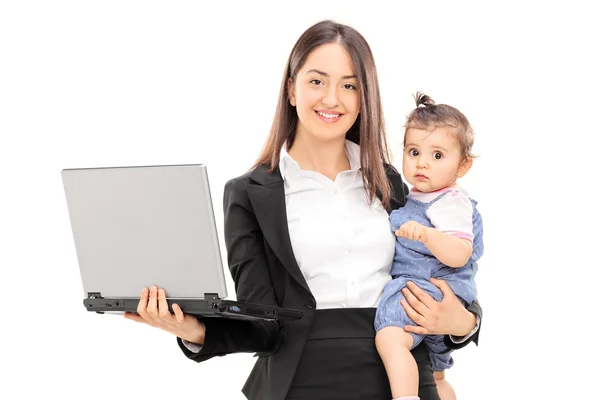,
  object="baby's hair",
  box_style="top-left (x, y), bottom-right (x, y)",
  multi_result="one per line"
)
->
top-left (405, 92), bottom-right (476, 160)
